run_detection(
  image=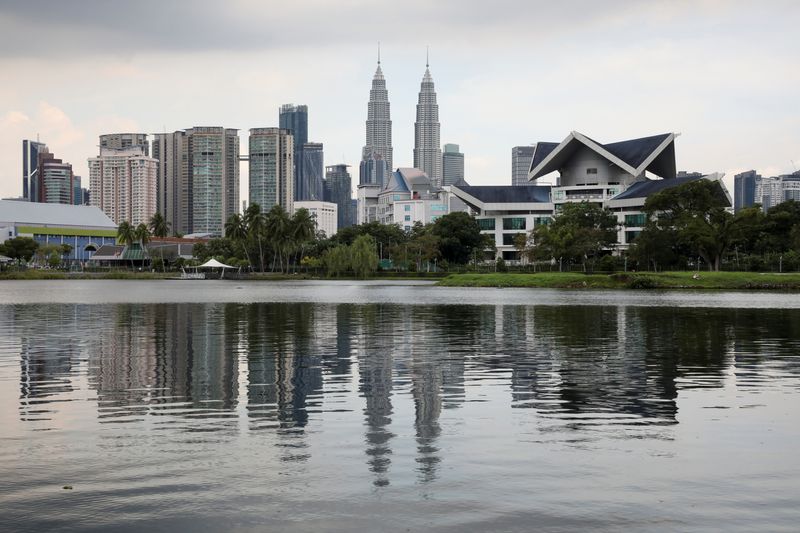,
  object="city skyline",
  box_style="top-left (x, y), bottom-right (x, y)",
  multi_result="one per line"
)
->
top-left (1, 1), bottom-right (799, 203)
